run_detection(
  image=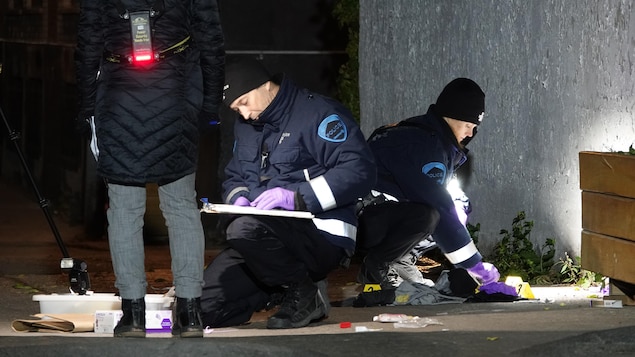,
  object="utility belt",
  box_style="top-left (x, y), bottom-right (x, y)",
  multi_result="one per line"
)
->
top-left (104, 35), bottom-right (191, 65)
